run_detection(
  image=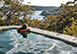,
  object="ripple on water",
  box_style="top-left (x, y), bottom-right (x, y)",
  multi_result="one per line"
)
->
top-left (0, 29), bottom-right (77, 54)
